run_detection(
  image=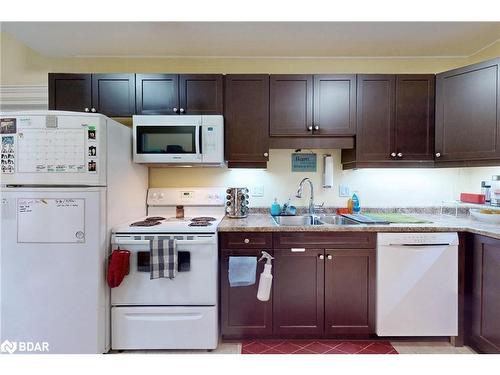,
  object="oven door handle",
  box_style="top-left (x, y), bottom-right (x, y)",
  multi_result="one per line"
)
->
top-left (113, 239), bottom-right (215, 246)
